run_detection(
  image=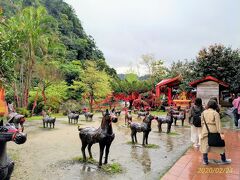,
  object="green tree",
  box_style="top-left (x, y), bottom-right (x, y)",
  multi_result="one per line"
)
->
top-left (60, 61), bottom-right (84, 100)
top-left (193, 44), bottom-right (240, 92)
top-left (140, 54), bottom-right (167, 86)
top-left (0, 9), bottom-right (18, 86)
top-left (45, 81), bottom-right (68, 112)
top-left (60, 60), bottom-right (83, 85)
top-left (29, 81), bottom-right (68, 113)
top-left (6, 6), bottom-right (60, 108)
top-left (1, 0), bottom-right (117, 79)
top-left (112, 72), bottom-right (151, 95)
top-left (167, 60), bottom-right (196, 91)
top-left (111, 72), bottom-right (152, 108)
top-left (34, 61), bottom-right (63, 105)
top-left (81, 61), bottom-right (112, 112)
